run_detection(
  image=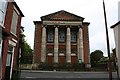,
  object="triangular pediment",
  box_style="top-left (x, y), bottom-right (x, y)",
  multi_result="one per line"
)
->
top-left (41, 10), bottom-right (84, 21)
